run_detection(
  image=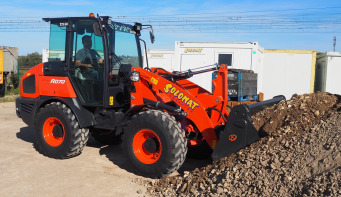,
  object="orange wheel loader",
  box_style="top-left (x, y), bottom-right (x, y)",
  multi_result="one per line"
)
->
top-left (16, 14), bottom-right (285, 178)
